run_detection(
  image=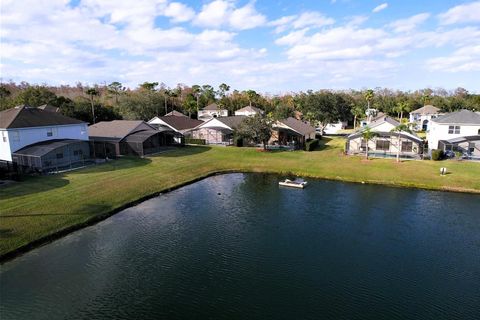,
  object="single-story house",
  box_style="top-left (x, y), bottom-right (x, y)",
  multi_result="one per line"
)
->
top-left (148, 115), bottom-right (203, 143)
top-left (0, 105), bottom-right (90, 171)
top-left (409, 105), bottom-right (442, 131)
top-left (190, 116), bottom-right (247, 145)
top-left (197, 103), bottom-right (228, 121)
top-left (270, 117), bottom-right (316, 149)
top-left (89, 120), bottom-right (178, 158)
top-left (234, 106), bottom-right (264, 117)
top-left (427, 109), bottom-right (480, 151)
top-left (346, 116), bottom-right (424, 159)
top-left (438, 135), bottom-right (480, 158)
